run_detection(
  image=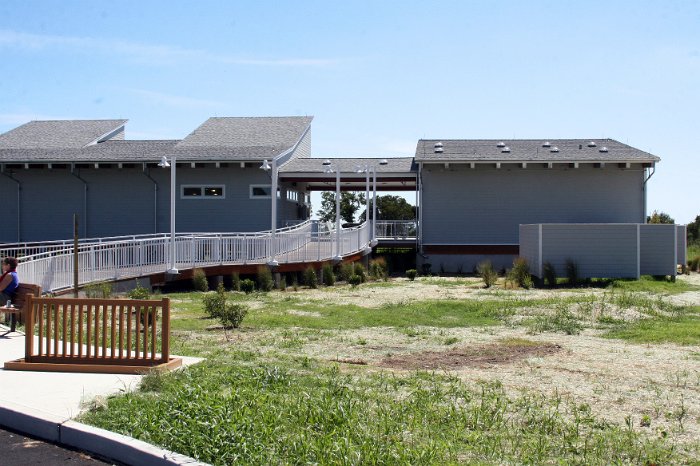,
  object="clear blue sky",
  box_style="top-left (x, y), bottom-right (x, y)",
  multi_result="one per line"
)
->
top-left (1, 1), bottom-right (698, 223)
